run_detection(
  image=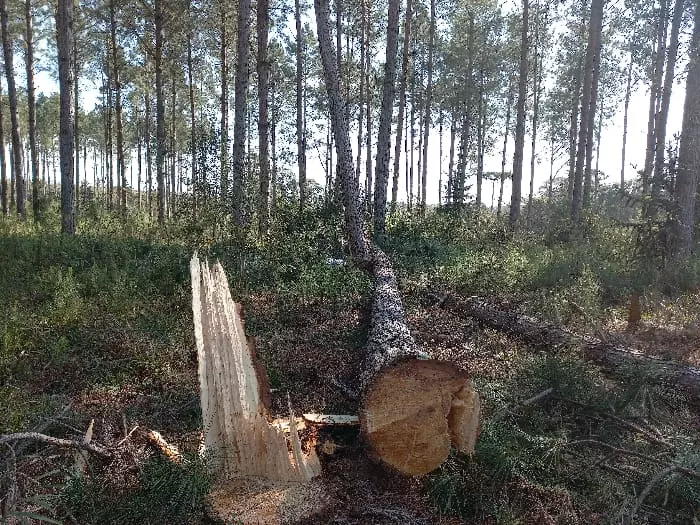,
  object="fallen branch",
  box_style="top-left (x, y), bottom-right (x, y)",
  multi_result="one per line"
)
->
top-left (0, 432), bottom-right (111, 457)
top-left (438, 294), bottom-right (700, 400)
top-left (625, 466), bottom-right (679, 525)
top-left (146, 430), bottom-right (182, 464)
